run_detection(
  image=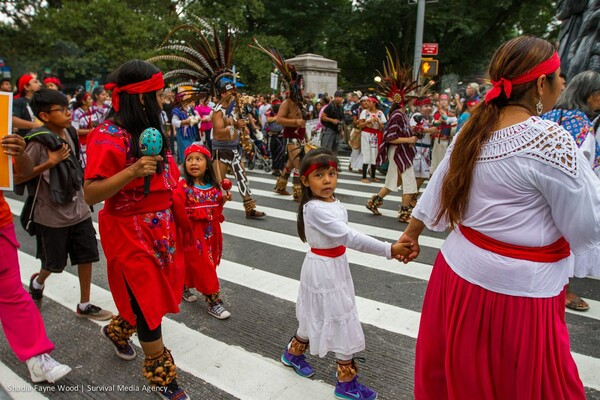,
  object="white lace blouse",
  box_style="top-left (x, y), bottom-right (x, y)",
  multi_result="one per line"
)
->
top-left (412, 116), bottom-right (600, 297)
